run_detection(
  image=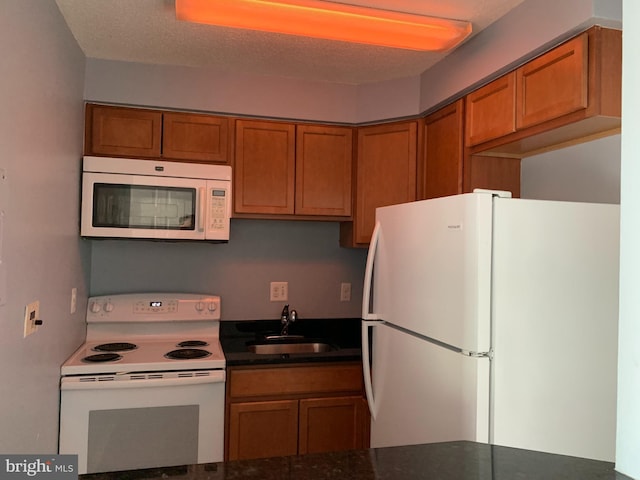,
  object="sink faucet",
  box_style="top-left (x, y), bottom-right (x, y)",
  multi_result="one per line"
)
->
top-left (280, 304), bottom-right (297, 336)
